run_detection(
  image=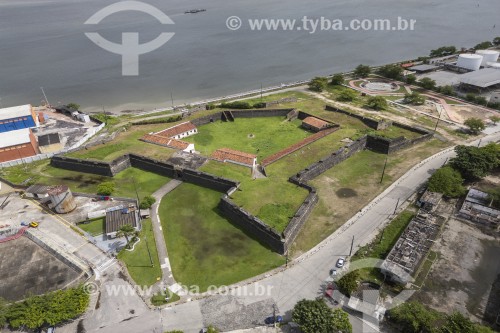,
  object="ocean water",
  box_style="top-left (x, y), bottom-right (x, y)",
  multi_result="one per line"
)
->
top-left (0, 0), bottom-right (498, 112)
